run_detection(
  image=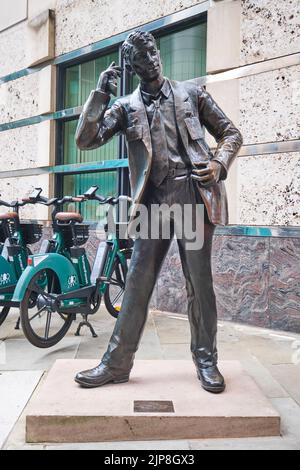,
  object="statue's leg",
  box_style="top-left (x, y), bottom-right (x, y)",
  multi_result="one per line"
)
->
top-left (175, 191), bottom-right (218, 368)
top-left (101, 235), bottom-right (173, 375)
